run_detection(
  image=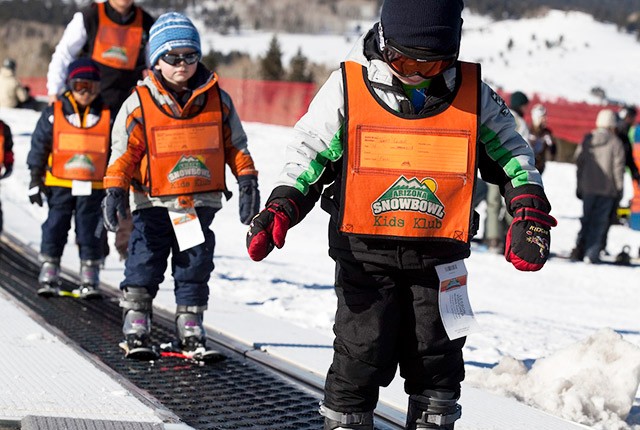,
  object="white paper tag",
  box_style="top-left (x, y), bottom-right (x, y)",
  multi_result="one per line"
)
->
top-left (435, 260), bottom-right (480, 340)
top-left (167, 206), bottom-right (205, 252)
top-left (71, 180), bottom-right (92, 196)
